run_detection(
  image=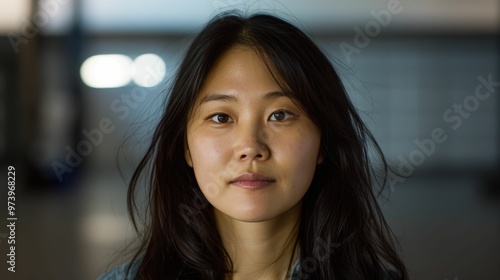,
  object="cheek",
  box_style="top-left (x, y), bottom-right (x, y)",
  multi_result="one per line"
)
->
top-left (191, 138), bottom-right (222, 164)
top-left (276, 130), bottom-right (321, 184)
top-left (276, 129), bottom-right (320, 162)
top-left (188, 133), bottom-right (231, 187)
top-left (188, 127), bottom-right (230, 160)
